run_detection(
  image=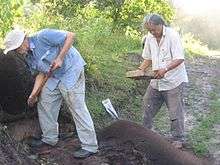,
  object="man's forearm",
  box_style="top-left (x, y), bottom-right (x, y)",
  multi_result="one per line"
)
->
top-left (30, 73), bottom-right (47, 97)
top-left (58, 32), bottom-right (75, 60)
top-left (138, 59), bottom-right (152, 71)
top-left (166, 59), bottom-right (184, 72)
